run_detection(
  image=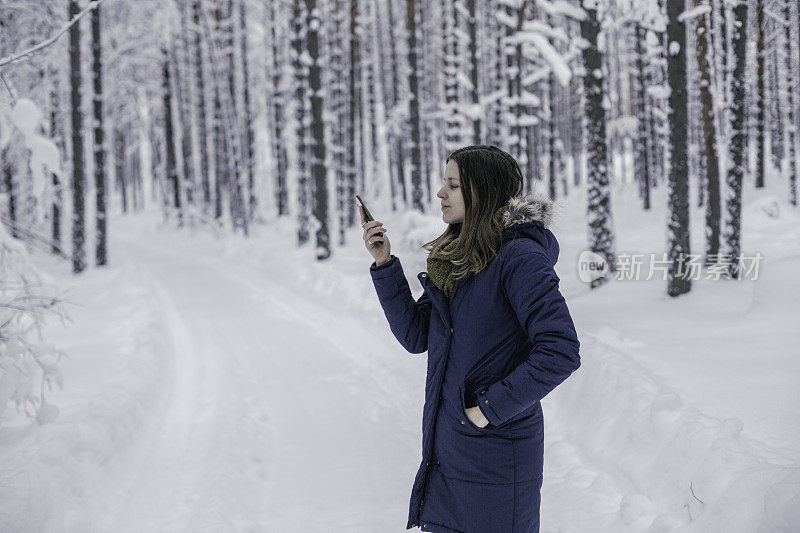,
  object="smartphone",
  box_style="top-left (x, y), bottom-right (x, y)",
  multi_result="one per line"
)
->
top-left (355, 195), bottom-right (383, 237)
